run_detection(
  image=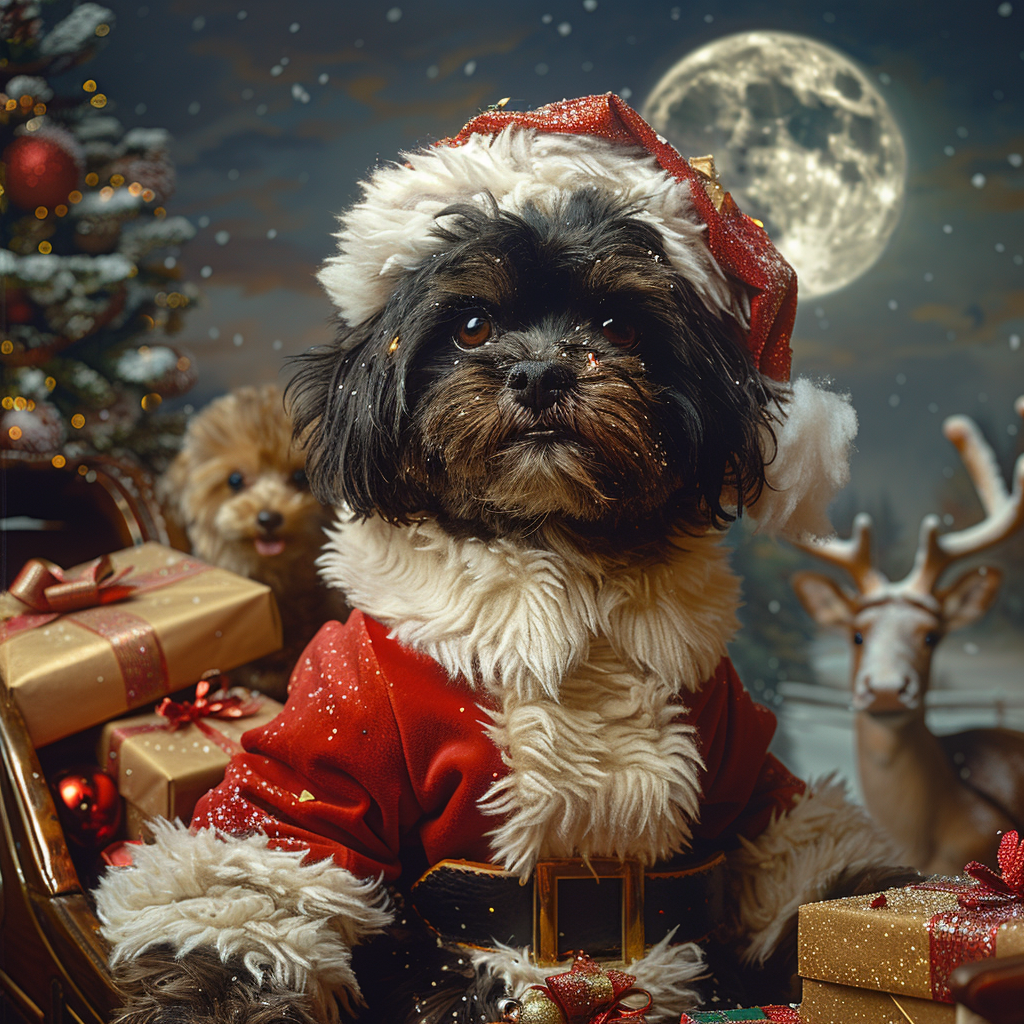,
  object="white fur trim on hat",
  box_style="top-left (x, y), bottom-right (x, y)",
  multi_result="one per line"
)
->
top-left (93, 819), bottom-right (392, 1018)
top-left (745, 377), bottom-right (858, 540)
top-left (318, 127), bottom-right (749, 330)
